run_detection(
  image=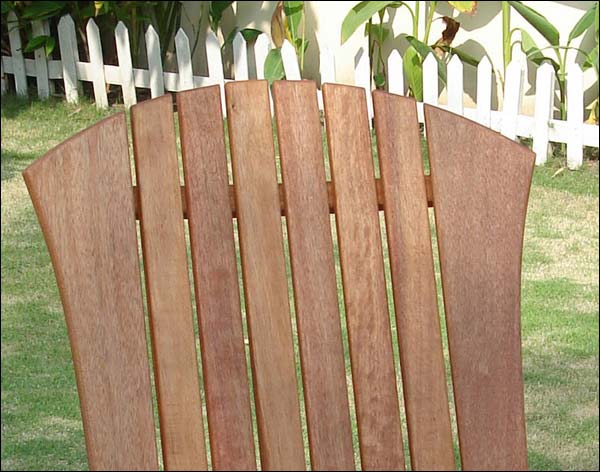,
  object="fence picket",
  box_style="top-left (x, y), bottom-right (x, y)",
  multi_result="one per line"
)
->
top-left (32, 20), bottom-right (51, 99)
top-left (281, 40), bottom-right (301, 80)
top-left (354, 47), bottom-right (373, 119)
top-left (566, 62), bottom-right (584, 169)
top-left (57, 15), bottom-right (79, 103)
top-left (175, 29), bottom-right (194, 91)
top-left (145, 26), bottom-right (164, 98)
top-left (1, 61), bottom-right (6, 95)
top-left (476, 56), bottom-right (492, 127)
top-left (233, 32), bottom-right (248, 80)
top-left (115, 21), bottom-right (136, 107)
top-left (423, 53), bottom-right (438, 106)
top-left (447, 54), bottom-right (464, 114)
top-left (254, 34), bottom-right (270, 80)
top-left (387, 49), bottom-right (404, 95)
top-left (86, 19), bottom-right (108, 108)
top-left (532, 62), bottom-right (555, 165)
top-left (8, 12), bottom-right (27, 96)
top-left (501, 60), bottom-right (523, 139)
